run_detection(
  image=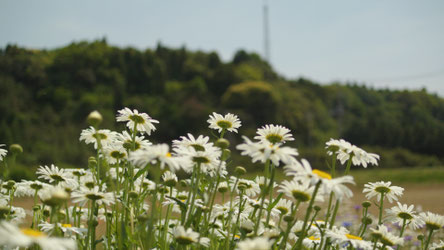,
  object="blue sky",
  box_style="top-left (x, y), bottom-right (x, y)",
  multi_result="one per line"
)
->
top-left (1, 0), bottom-right (444, 95)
